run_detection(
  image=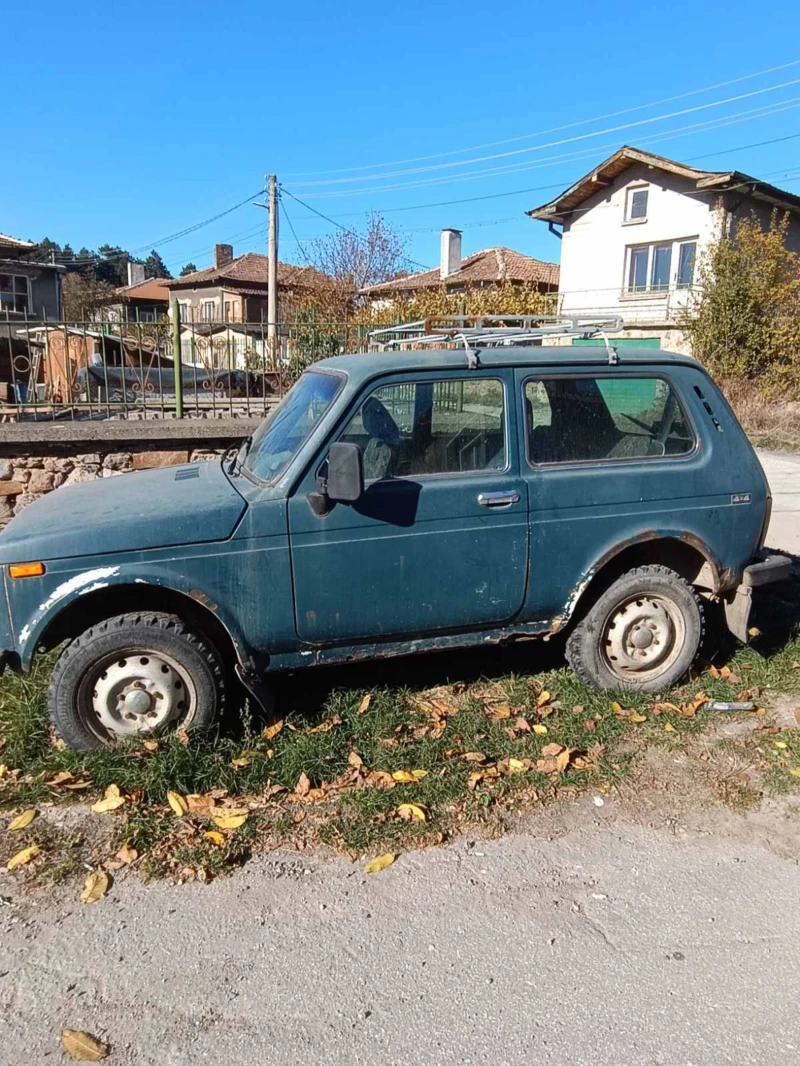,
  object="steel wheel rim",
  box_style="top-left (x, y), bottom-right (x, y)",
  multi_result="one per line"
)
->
top-left (601, 593), bottom-right (686, 683)
top-left (80, 647), bottom-right (198, 739)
